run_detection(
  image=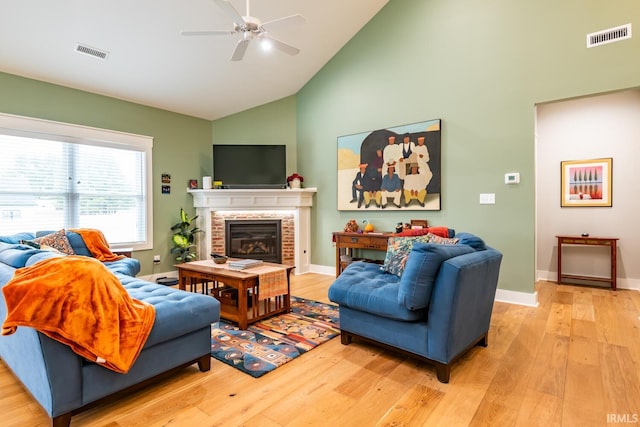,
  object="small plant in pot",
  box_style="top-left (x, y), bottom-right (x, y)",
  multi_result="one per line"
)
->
top-left (171, 208), bottom-right (203, 262)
